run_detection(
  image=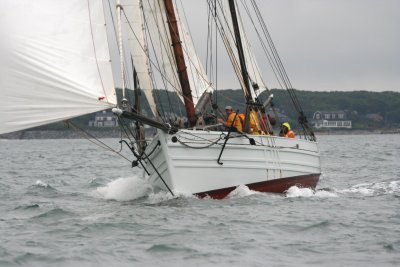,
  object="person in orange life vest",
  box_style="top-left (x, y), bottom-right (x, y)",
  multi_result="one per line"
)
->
top-left (217, 106), bottom-right (243, 132)
top-left (279, 122), bottom-right (295, 138)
